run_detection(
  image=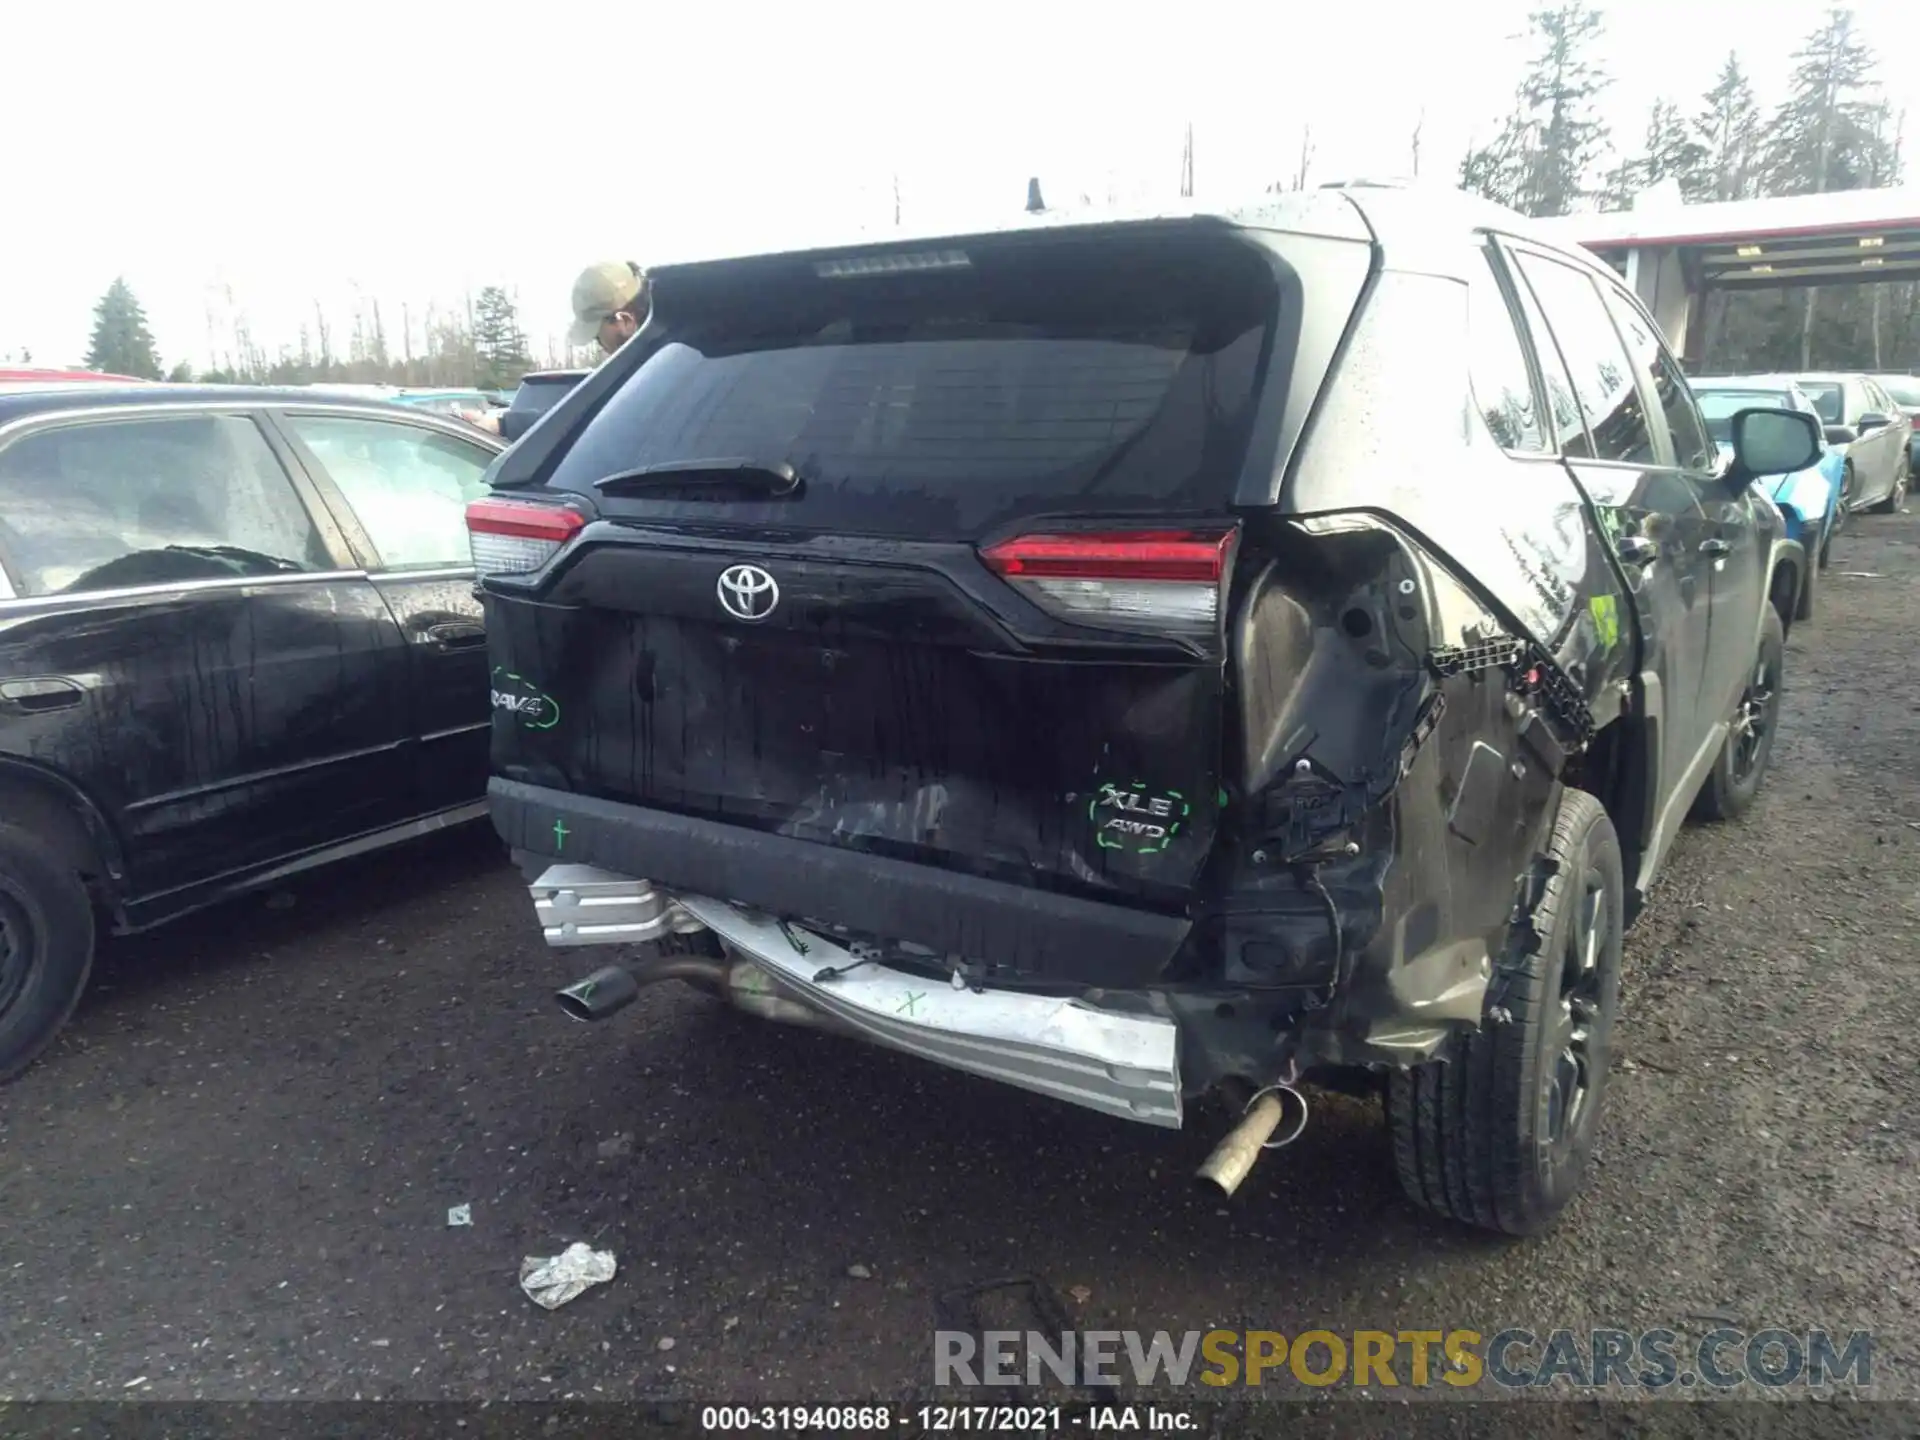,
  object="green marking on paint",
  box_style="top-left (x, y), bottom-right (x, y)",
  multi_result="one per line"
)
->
top-left (1588, 593), bottom-right (1622, 651)
top-left (552, 818), bottom-right (570, 852)
top-left (897, 991), bottom-right (925, 1016)
top-left (493, 666), bottom-right (560, 731)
